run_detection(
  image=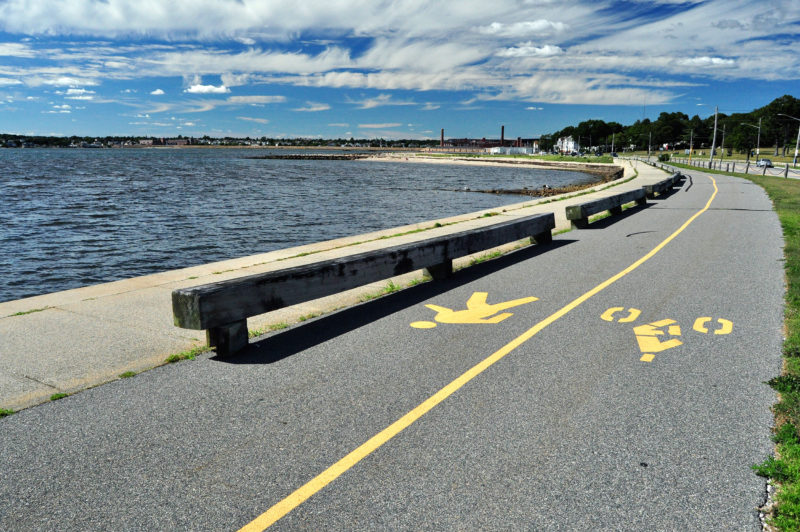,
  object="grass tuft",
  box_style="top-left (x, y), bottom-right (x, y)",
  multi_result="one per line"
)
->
top-left (119, 371), bottom-right (137, 379)
top-left (0, 408), bottom-right (13, 418)
top-left (50, 393), bottom-right (69, 401)
top-left (165, 345), bottom-right (211, 364)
